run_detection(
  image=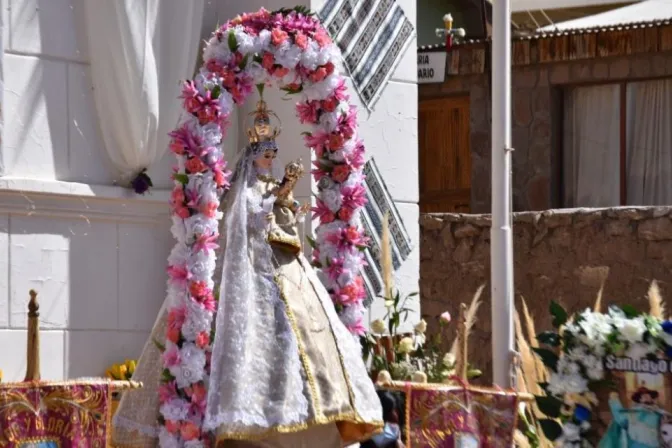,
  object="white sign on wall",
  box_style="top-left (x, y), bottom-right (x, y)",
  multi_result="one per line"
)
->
top-left (417, 52), bottom-right (447, 84)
